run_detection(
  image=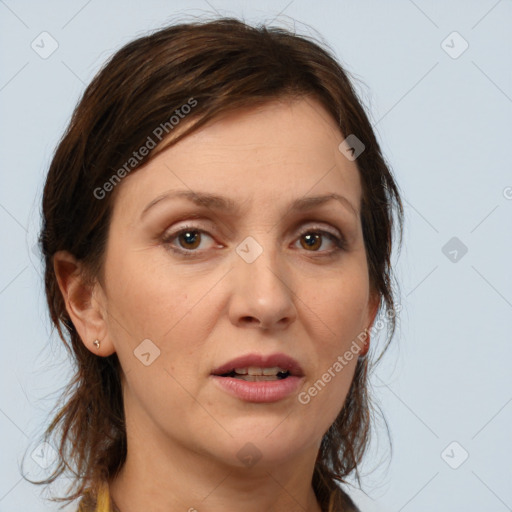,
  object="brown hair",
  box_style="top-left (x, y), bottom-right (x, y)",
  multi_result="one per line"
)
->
top-left (30, 17), bottom-right (403, 511)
